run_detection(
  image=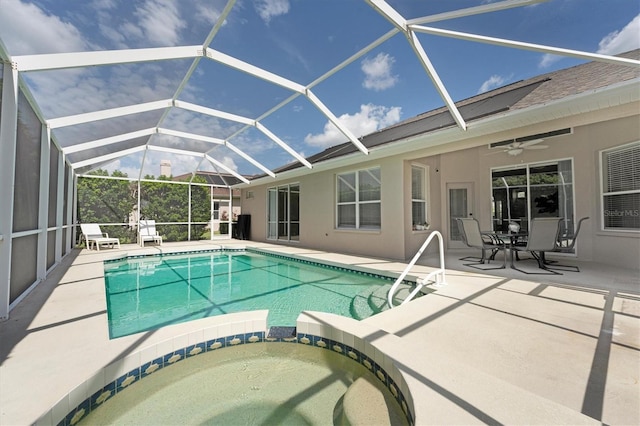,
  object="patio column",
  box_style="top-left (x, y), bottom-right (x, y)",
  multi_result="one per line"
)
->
top-left (0, 63), bottom-right (19, 320)
top-left (55, 145), bottom-right (64, 263)
top-left (36, 124), bottom-right (51, 281)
